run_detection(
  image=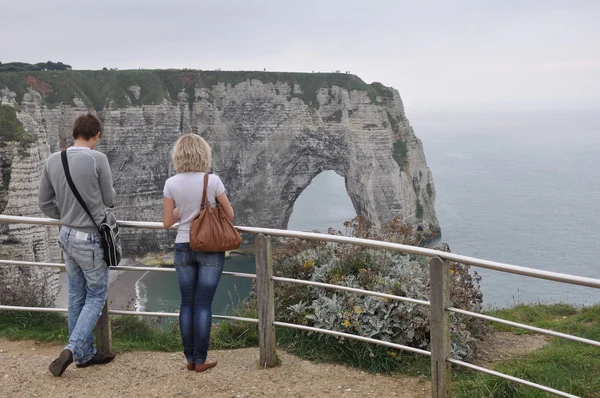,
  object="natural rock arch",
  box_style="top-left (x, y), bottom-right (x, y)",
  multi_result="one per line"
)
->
top-left (198, 81), bottom-right (439, 238)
